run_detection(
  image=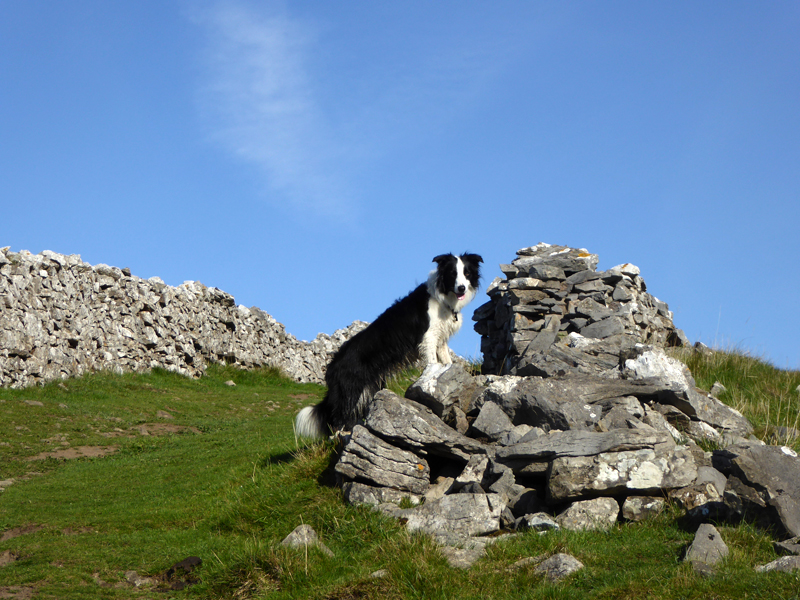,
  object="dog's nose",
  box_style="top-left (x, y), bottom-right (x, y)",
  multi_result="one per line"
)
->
top-left (457, 285), bottom-right (466, 294)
